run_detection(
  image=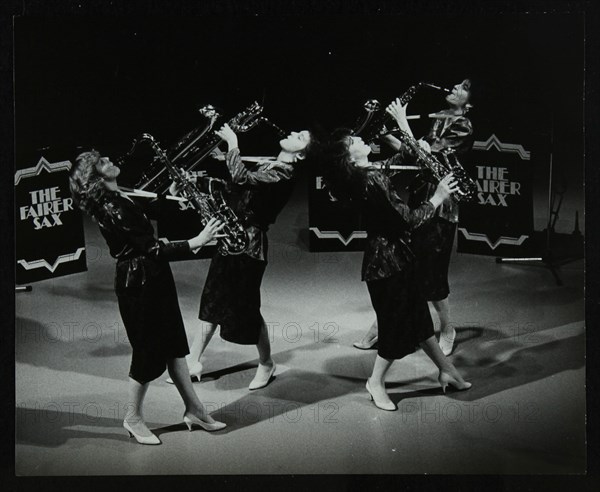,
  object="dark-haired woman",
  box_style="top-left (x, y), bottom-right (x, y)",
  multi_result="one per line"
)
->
top-left (322, 100), bottom-right (471, 411)
top-left (355, 79), bottom-right (475, 355)
top-left (70, 151), bottom-right (227, 444)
